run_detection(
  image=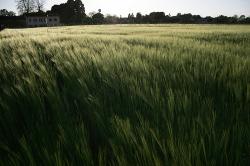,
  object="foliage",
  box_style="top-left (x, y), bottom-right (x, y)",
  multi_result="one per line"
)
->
top-left (104, 15), bottom-right (120, 24)
top-left (92, 13), bottom-right (104, 24)
top-left (125, 13), bottom-right (250, 24)
top-left (0, 24), bottom-right (250, 165)
top-left (15, 0), bottom-right (46, 14)
top-left (16, 0), bottom-right (35, 14)
top-left (0, 9), bottom-right (16, 16)
top-left (50, 0), bottom-right (86, 24)
top-left (34, 0), bottom-right (45, 12)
